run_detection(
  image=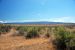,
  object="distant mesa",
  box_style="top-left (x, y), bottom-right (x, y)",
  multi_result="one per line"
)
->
top-left (3, 21), bottom-right (64, 24)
